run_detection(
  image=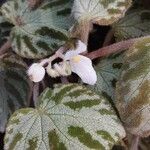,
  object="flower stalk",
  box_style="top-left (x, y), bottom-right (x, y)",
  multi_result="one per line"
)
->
top-left (85, 37), bottom-right (146, 60)
top-left (0, 40), bottom-right (11, 56)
